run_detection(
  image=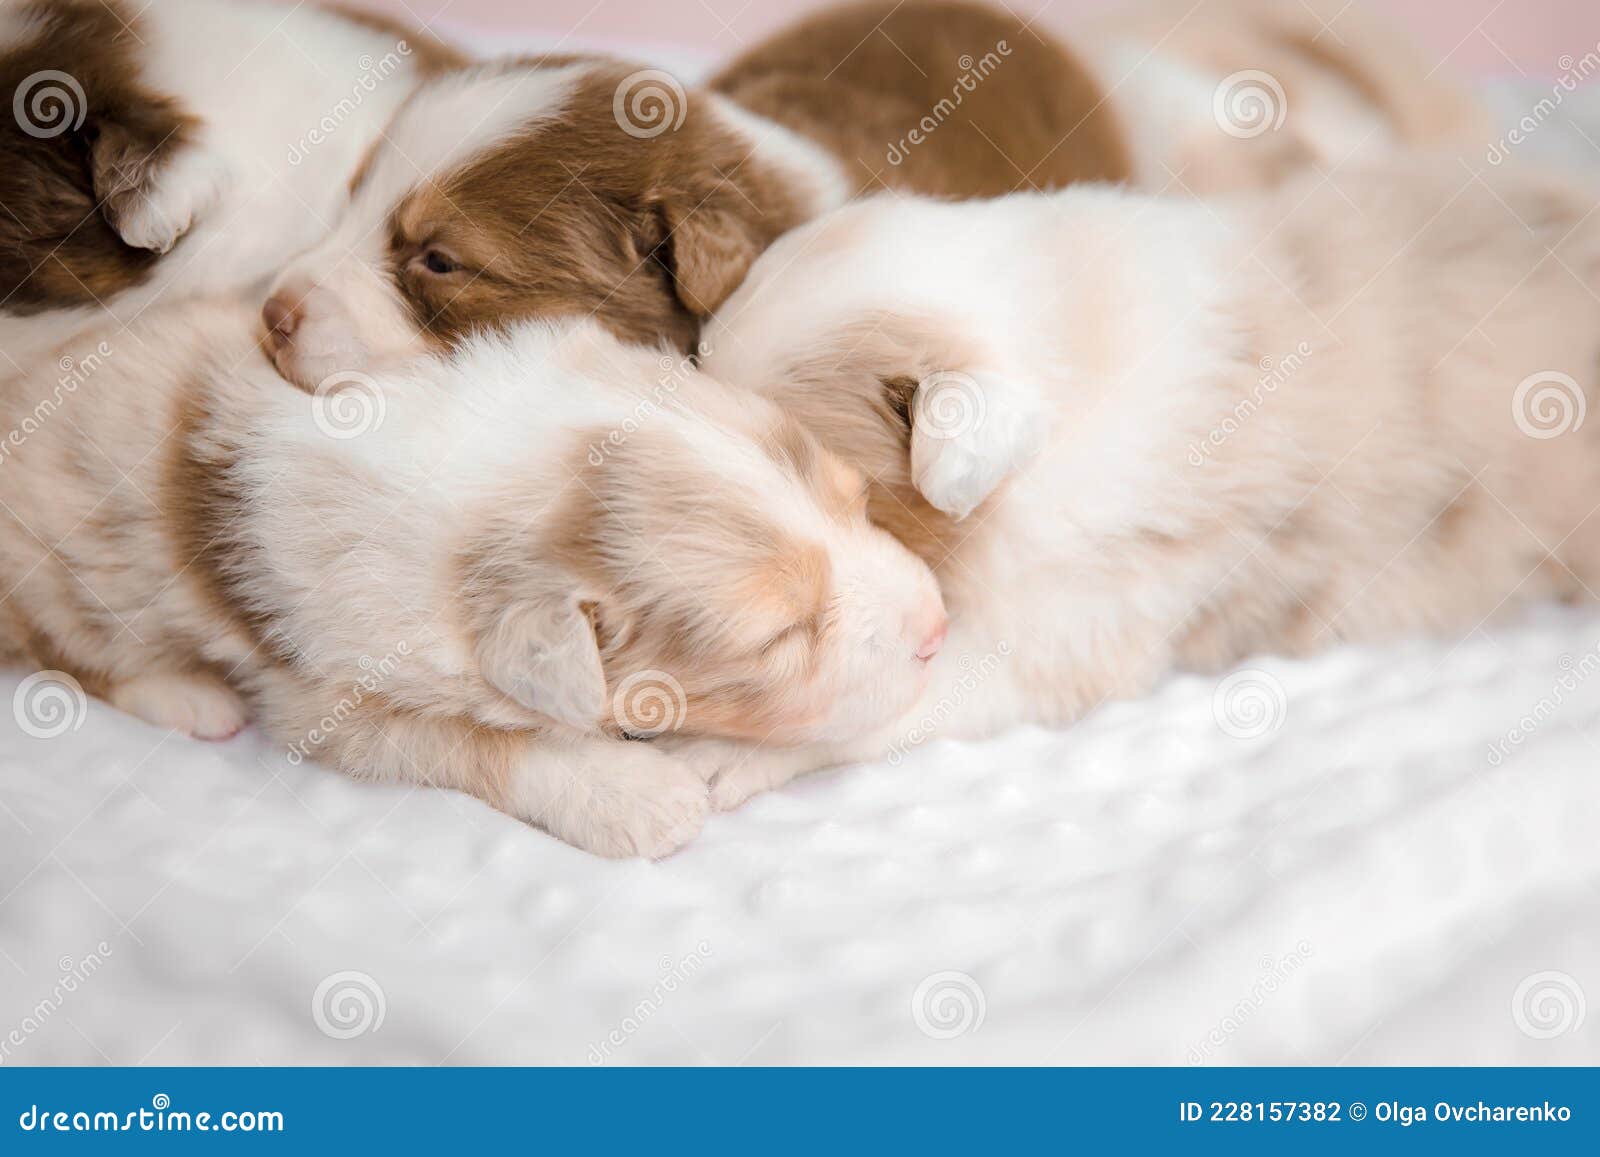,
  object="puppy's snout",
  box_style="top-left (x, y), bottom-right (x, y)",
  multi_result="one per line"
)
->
top-left (262, 291), bottom-right (301, 347)
top-left (913, 608), bottom-right (949, 662)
